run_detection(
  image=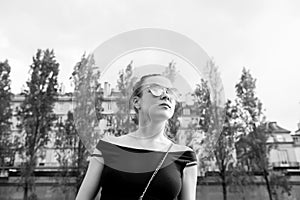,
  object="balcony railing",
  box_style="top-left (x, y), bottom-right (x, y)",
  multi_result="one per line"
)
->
top-left (271, 161), bottom-right (300, 169)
